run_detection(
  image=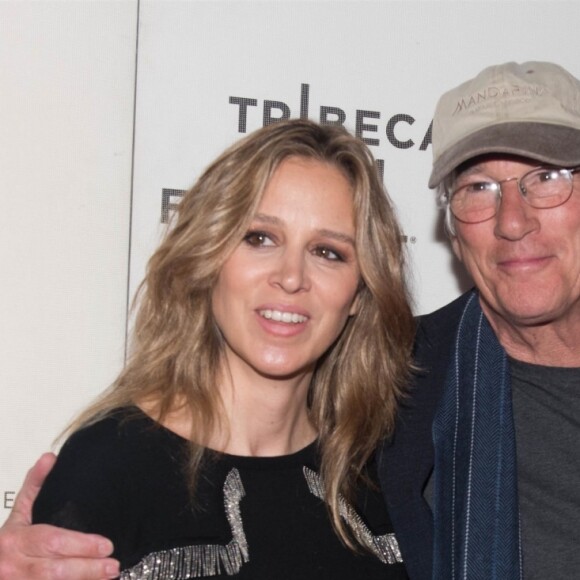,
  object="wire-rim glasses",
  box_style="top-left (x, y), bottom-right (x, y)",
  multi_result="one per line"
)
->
top-left (449, 166), bottom-right (580, 224)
